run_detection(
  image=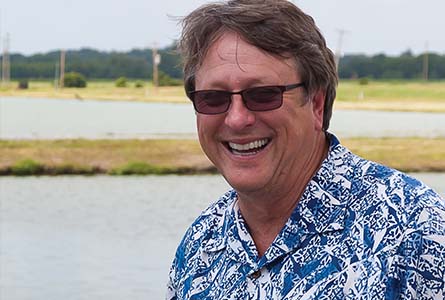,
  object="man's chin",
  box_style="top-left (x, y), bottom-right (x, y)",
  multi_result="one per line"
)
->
top-left (222, 172), bottom-right (268, 195)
